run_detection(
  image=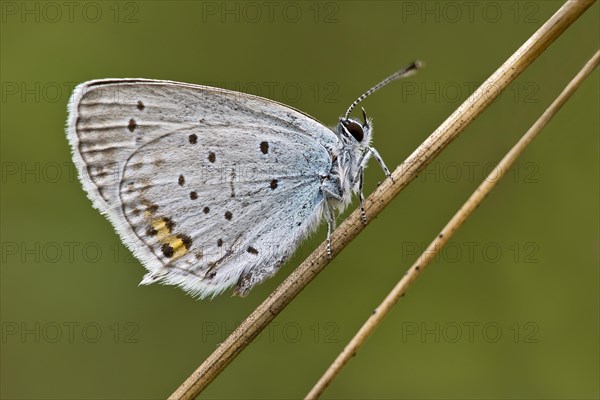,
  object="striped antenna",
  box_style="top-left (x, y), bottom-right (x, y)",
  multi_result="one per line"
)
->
top-left (344, 60), bottom-right (423, 120)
